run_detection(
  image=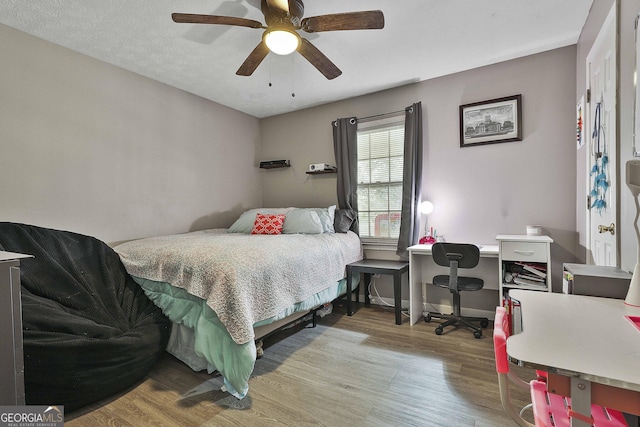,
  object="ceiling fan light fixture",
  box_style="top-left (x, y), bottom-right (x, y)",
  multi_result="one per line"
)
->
top-left (263, 28), bottom-right (300, 55)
